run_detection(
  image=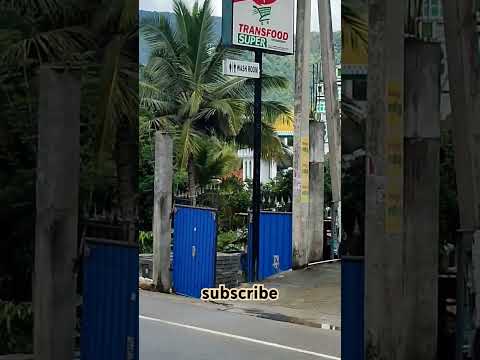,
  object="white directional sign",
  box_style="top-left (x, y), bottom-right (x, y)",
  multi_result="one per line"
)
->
top-left (223, 59), bottom-right (260, 78)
